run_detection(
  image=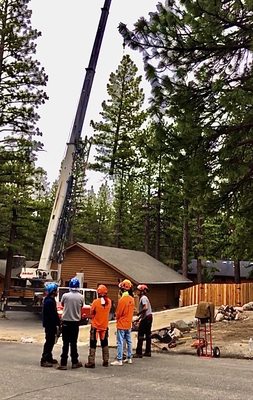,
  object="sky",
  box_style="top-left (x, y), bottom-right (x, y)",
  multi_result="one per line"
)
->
top-left (29, 0), bottom-right (159, 190)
